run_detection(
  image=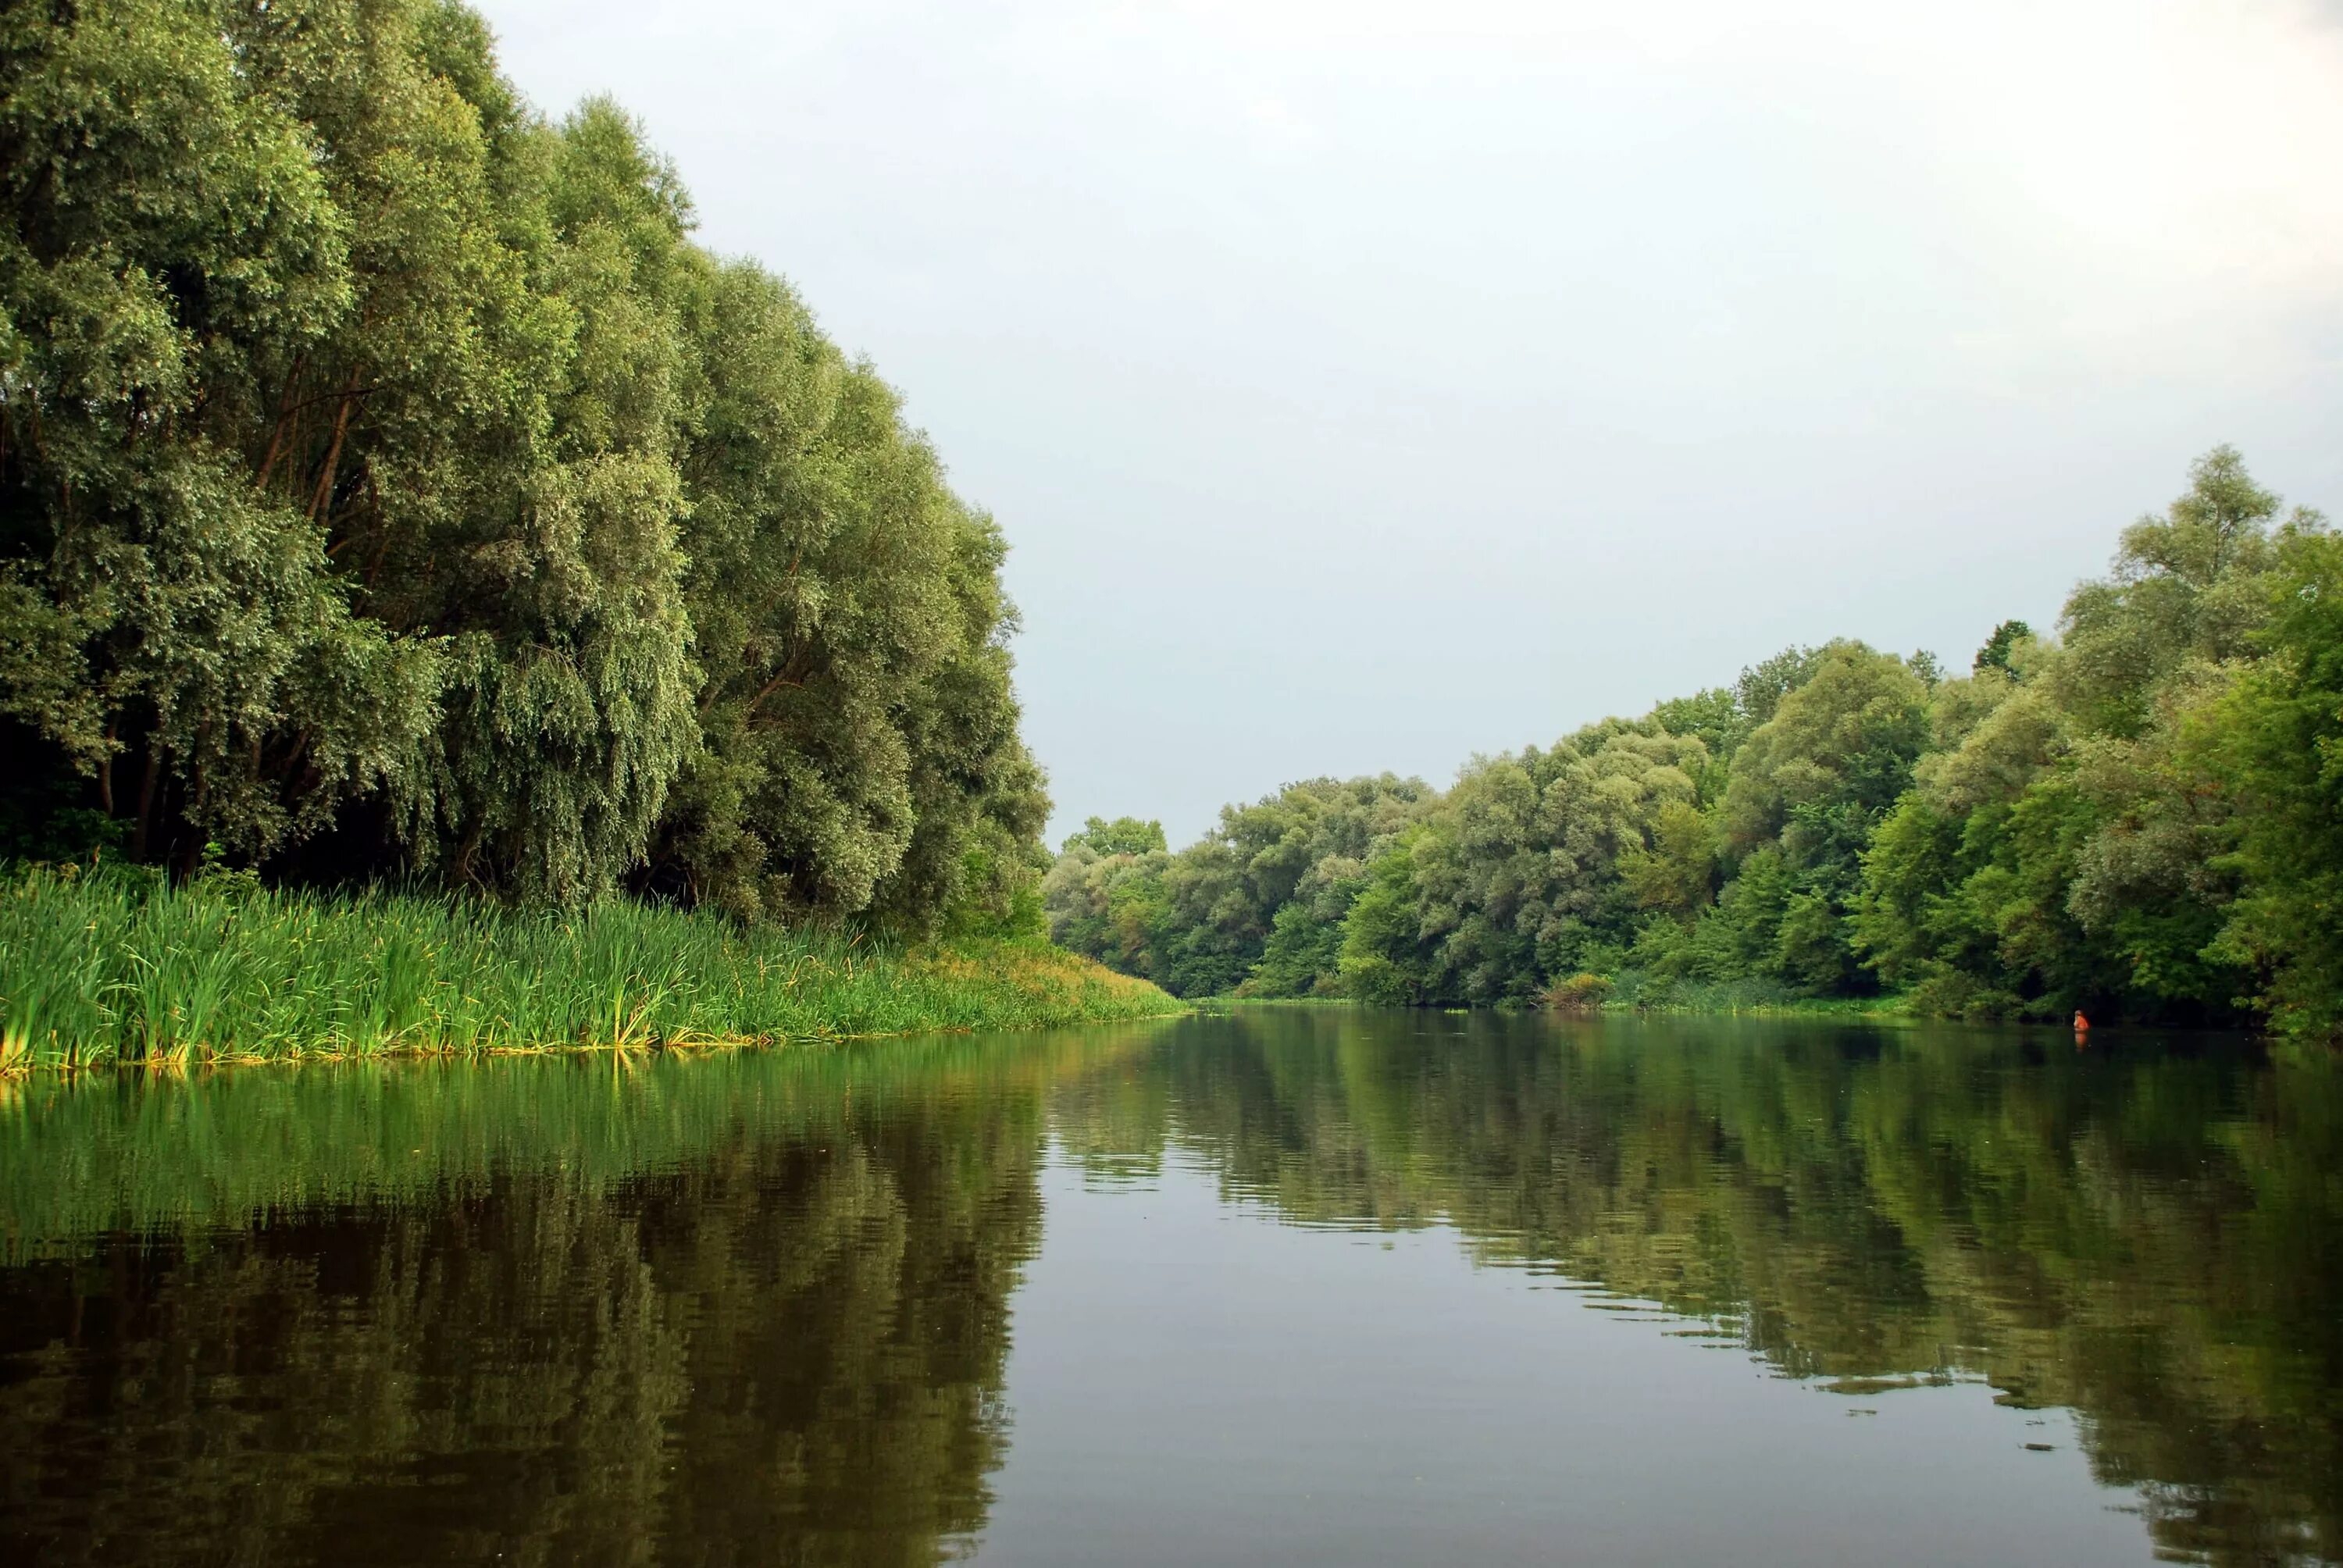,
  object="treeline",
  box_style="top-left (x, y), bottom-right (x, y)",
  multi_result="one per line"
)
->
top-left (1047, 450), bottom-right (2343, 1037)
top-left (0, 0), bottom-right (1045, 932)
